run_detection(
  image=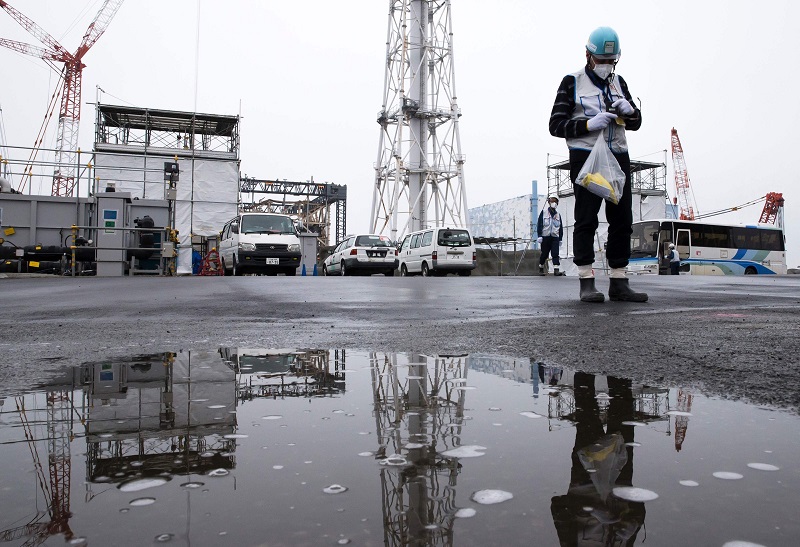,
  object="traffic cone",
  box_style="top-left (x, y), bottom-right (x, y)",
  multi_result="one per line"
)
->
top-left (301, 264), bottom-right (307, 276)
top-left (313, 264), bottom-right (318, 276)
